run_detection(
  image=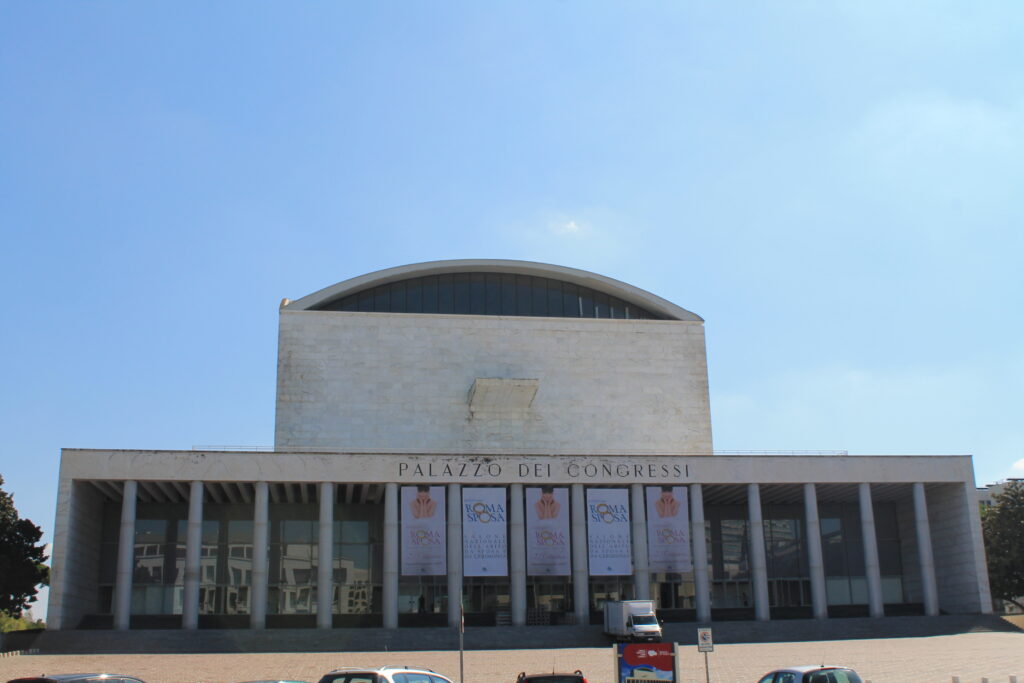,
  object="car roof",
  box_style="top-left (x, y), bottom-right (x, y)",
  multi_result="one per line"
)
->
top-left (770, 666), bottom-right (851, 674)
top-left (10, 677), bottom-right (140, 682)
top-left (519, 672), bottom-right (585, 679)
top-left (327, 668), bottom-right (439, 675)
